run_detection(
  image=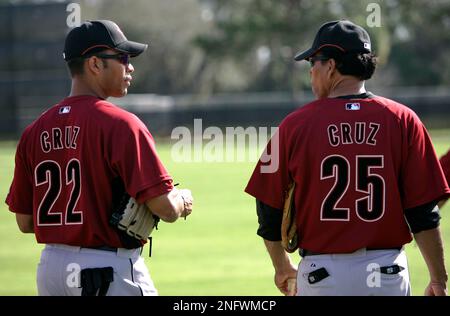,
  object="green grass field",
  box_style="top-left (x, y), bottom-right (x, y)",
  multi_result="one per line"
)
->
top-left (1, 131), bottom-right (450, 296)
